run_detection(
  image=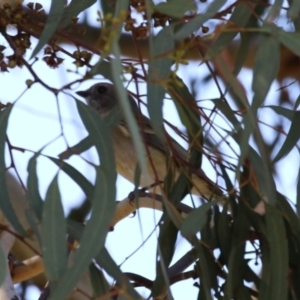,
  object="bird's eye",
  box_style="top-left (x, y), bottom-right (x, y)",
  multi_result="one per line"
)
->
top-left (97, 86), bottom-right (107, 94)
